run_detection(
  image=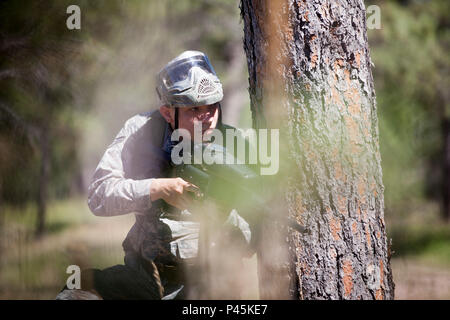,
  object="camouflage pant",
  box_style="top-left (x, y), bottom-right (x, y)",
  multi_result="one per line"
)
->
top-left (56, 209), bottom-right (255, 300)
top-left (55, 251), bottom-right (191, 300)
